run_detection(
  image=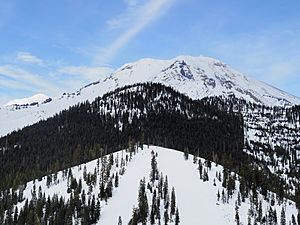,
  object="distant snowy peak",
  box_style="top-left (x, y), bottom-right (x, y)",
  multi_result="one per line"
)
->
top-left (107, 55), bottom-right (300, 107)
top-left (5, 93), bottom-right (52, 107)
